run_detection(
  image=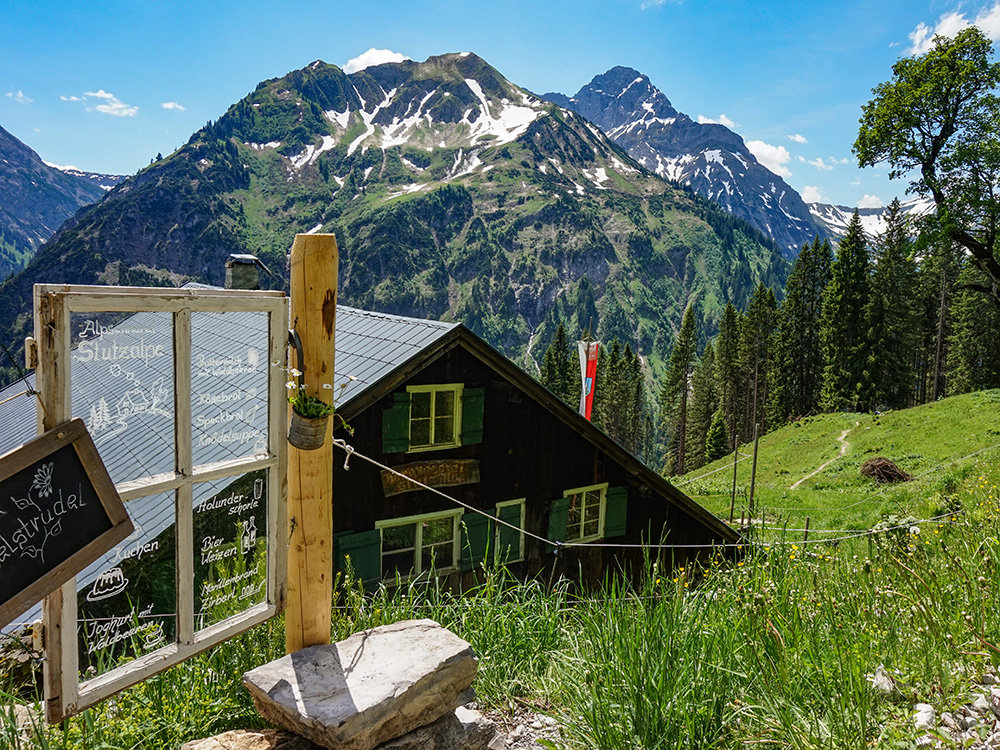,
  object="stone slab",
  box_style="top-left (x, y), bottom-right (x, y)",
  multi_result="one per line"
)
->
top-left (374, 707), bottom-right (496, 750)
top-left (242, 619), bottom-right (478, 750)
